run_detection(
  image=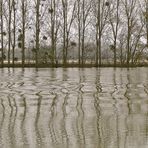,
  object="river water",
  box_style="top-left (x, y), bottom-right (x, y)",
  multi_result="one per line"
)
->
top-left (0, 68), bottom-right (148, 148)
